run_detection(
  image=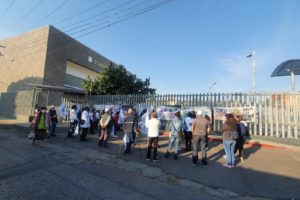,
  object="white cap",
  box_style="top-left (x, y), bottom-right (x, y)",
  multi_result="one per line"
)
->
top-left (105, 108), bottom-right (109, 112)
top-left (196, 110), bottom-right (203, 116)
